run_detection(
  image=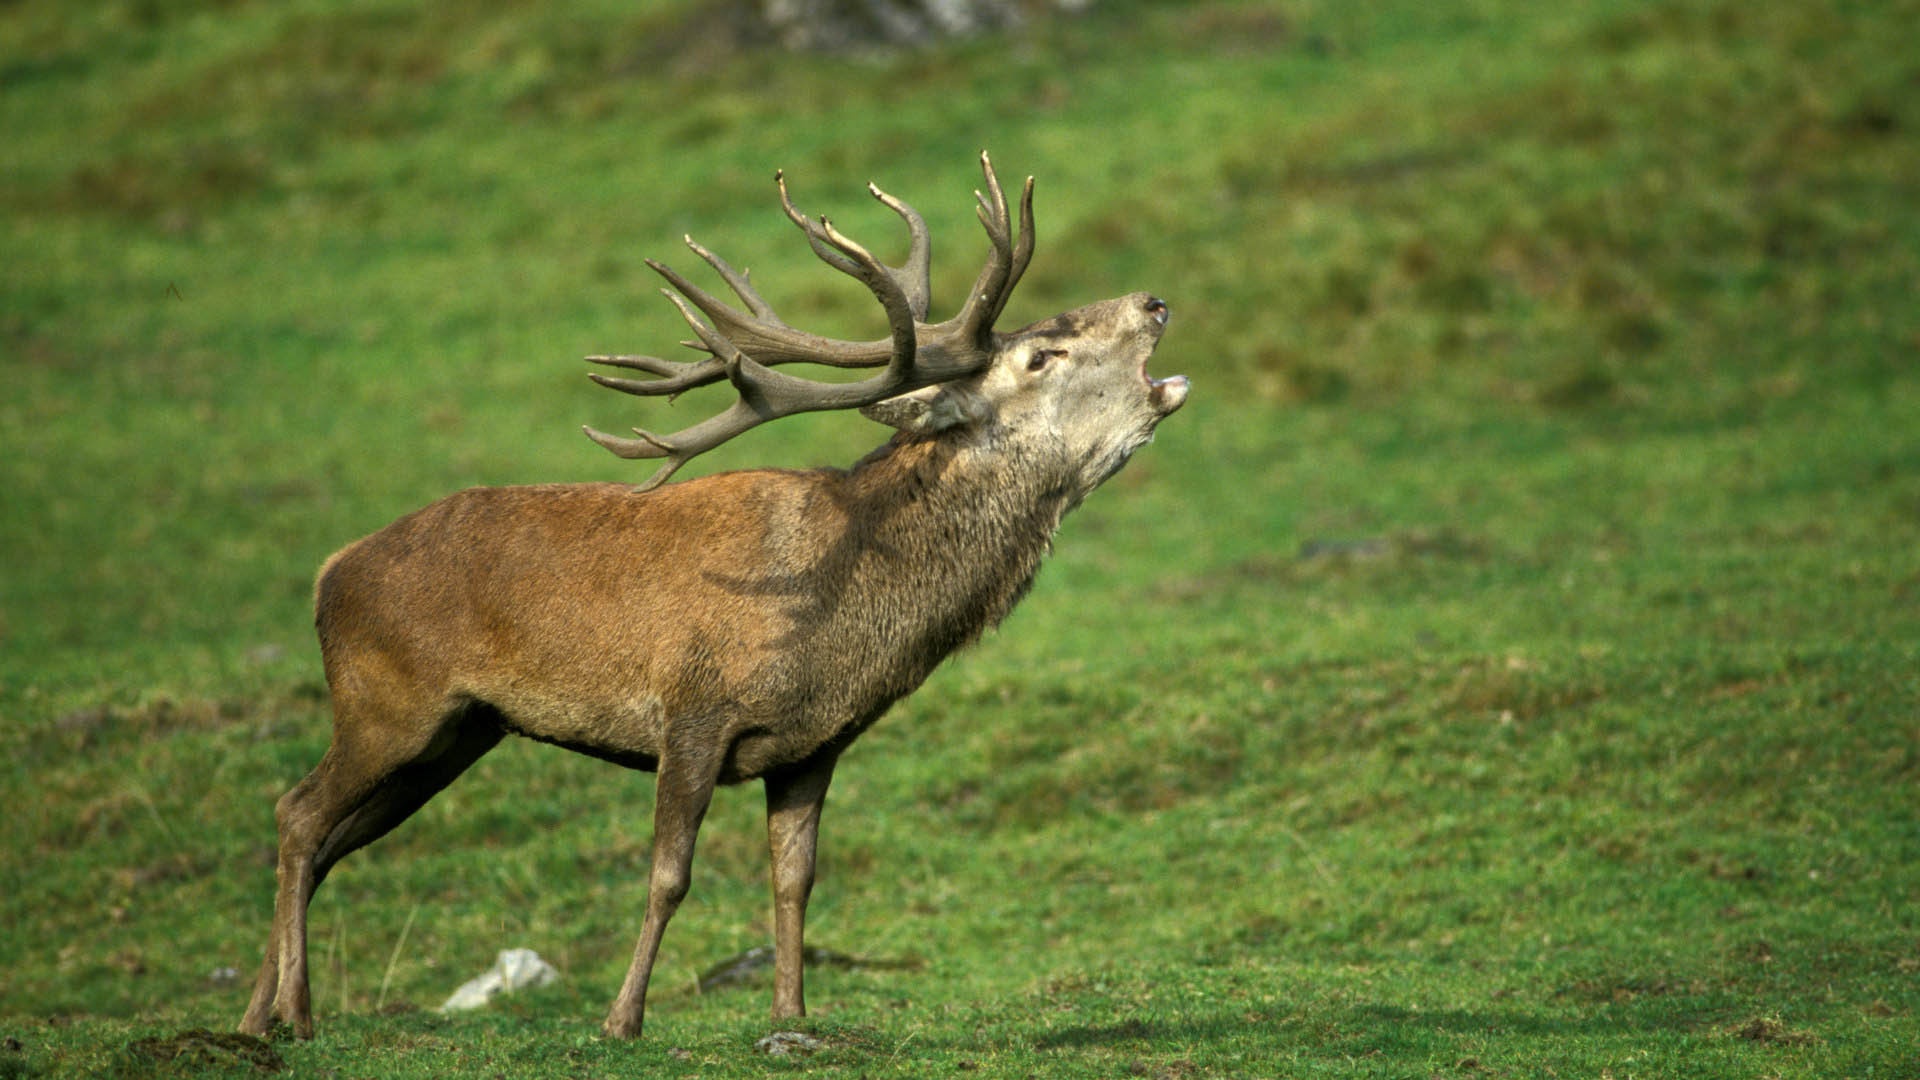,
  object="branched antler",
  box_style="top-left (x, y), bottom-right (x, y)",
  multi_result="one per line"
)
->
top-left (584, 152), bottom-right (1035, 491)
